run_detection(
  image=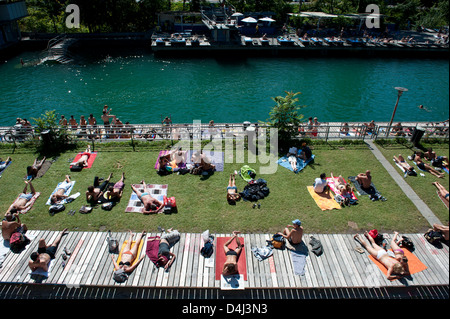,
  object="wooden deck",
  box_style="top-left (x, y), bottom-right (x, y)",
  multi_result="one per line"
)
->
top-left (0, 231), bottom-right (448, 290)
